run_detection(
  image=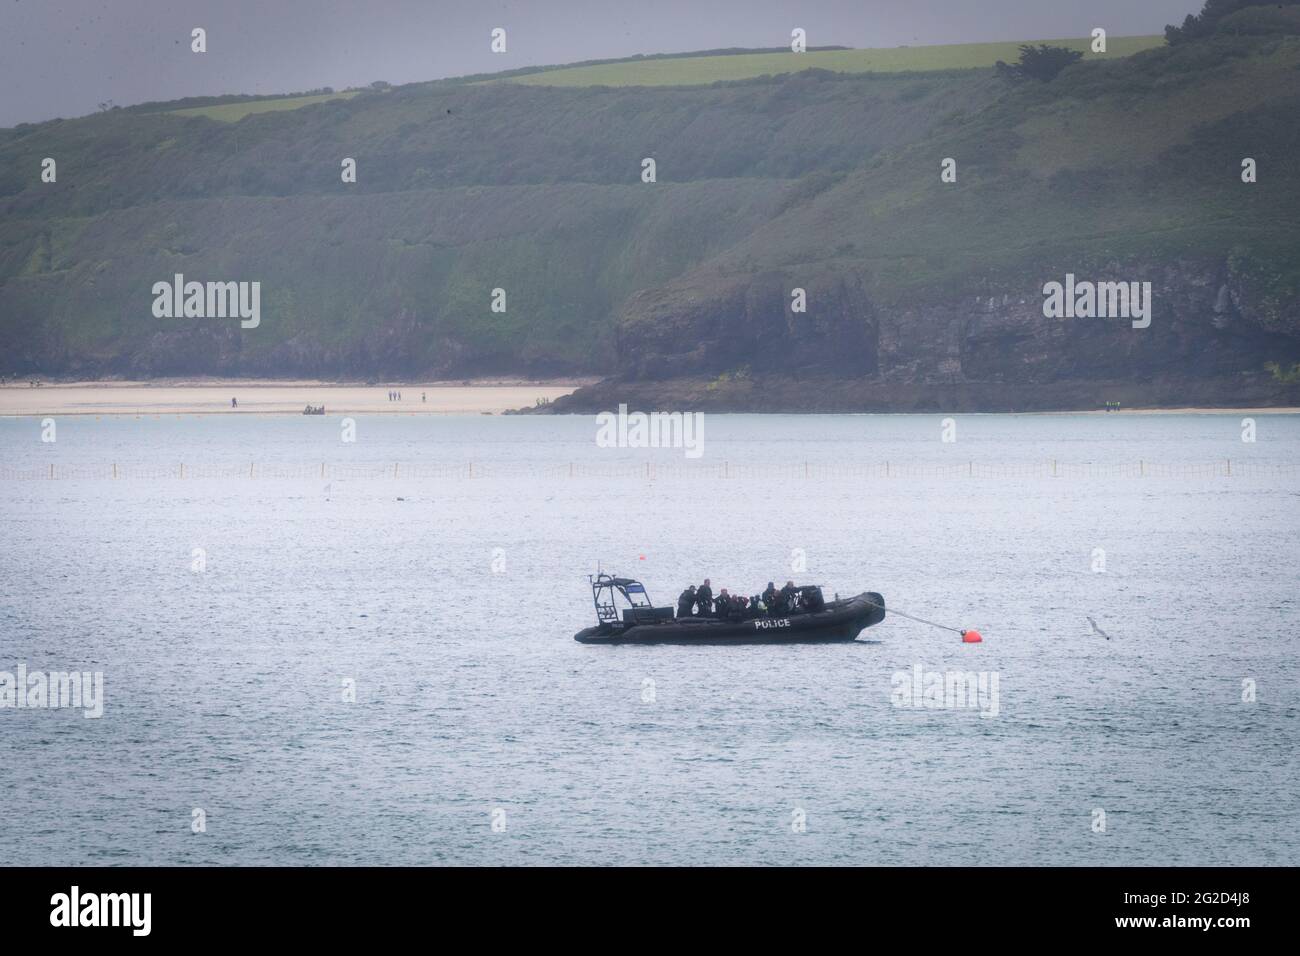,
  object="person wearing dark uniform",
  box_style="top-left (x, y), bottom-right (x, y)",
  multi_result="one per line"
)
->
top-left (777, 580), bottom-right (798, 614)
top-left (762, 582), bottom-right (778, 614)
top-left (695, 579), bottom-right (713, 617)
top-left (677, 585), bottom-right (697, 619)
top-left (715, 589), bottom-right (732, 618)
